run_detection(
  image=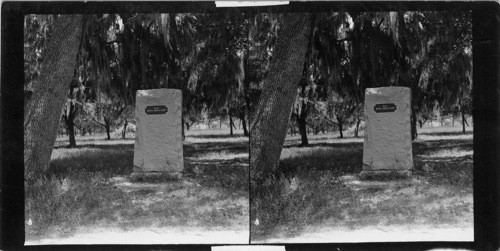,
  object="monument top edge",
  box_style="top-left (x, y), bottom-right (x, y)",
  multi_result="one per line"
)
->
top-left (136, 88), bottom-right (182, 95)
top-left (365, 86), bottom-right (411, 95)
